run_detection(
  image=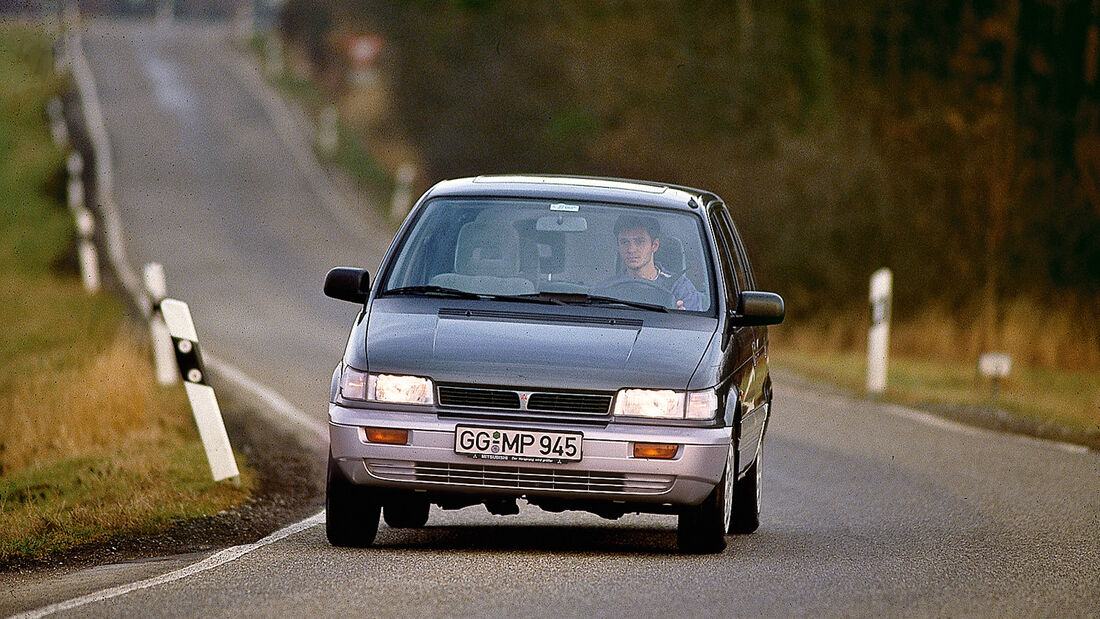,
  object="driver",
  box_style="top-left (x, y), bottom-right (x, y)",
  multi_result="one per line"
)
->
top-left (614, 215), bottom-right (704, 310)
